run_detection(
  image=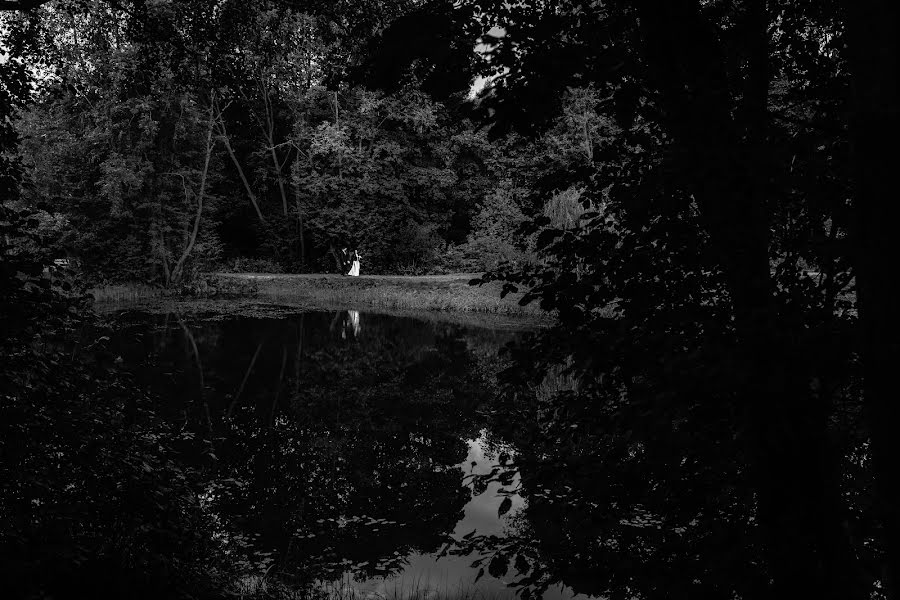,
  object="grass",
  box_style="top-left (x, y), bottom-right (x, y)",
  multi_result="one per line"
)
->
top-left (223, 273), bottom-right (545, 317)
top-left (534, 367), bottom-right (580, 403)
top-left (89, 283), bottom-right (167, 303)
top-left (233, 573), bottom-right (513, 600)
top-left (88, 274), bottom-right (551, 331)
